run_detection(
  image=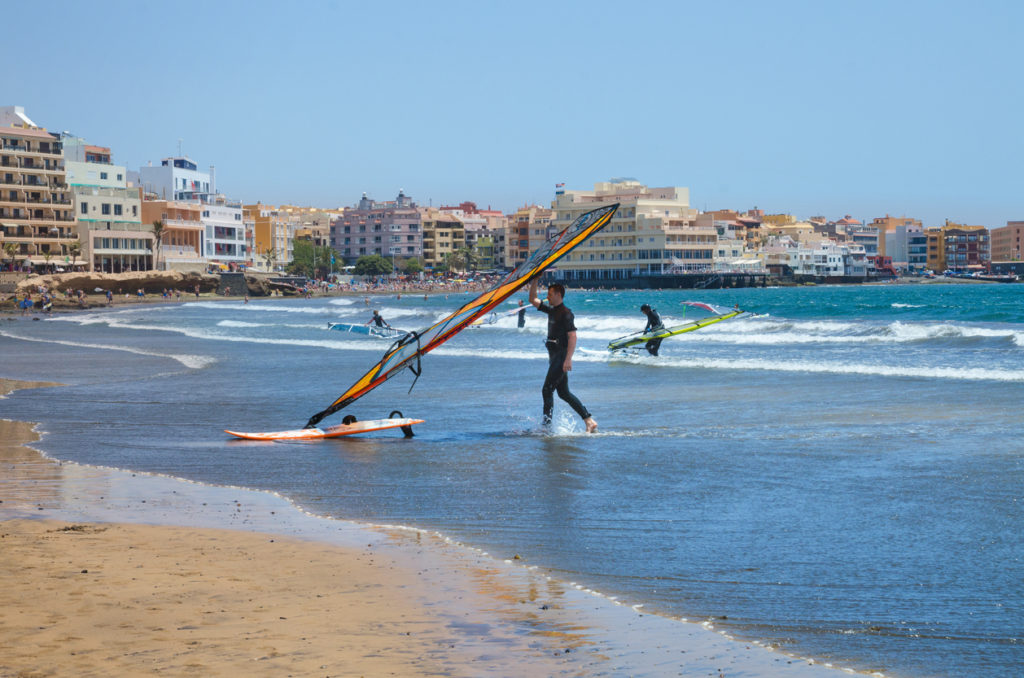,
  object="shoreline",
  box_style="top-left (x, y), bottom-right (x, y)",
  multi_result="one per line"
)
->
top-left (1, 378), bottom-right (868, 676)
